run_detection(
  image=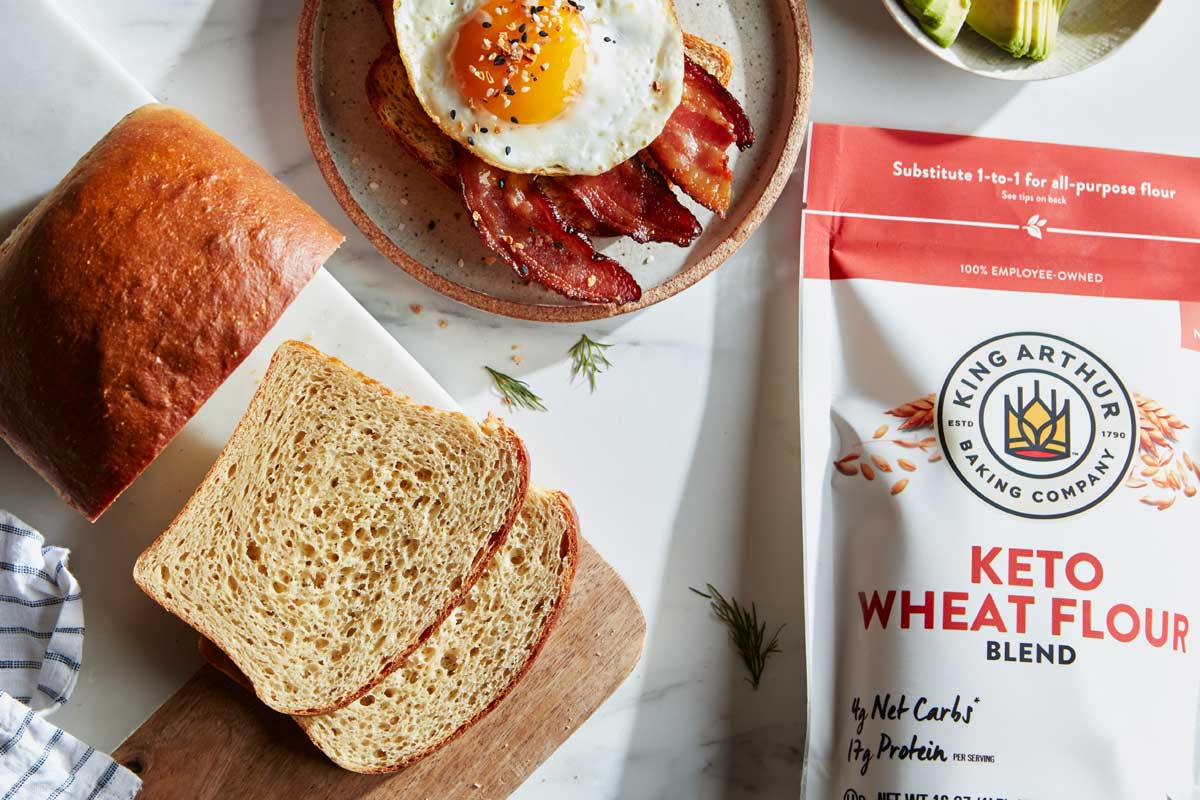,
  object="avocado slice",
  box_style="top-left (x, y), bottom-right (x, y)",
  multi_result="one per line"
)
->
top-left (903, 0), bottom-right (971, 48)
top-left (967, 0), bottom-right (1029, 57)
top-left (967, 0), bottom-right (1070, 60)
top-left (1027, 0), bottom-right (1071, 60)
